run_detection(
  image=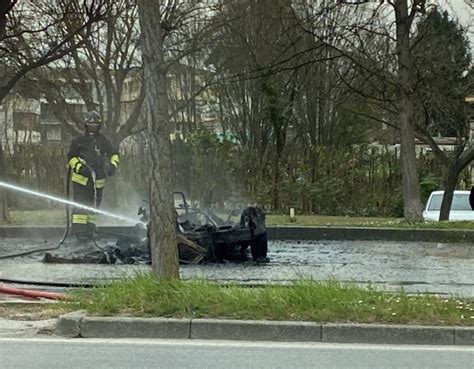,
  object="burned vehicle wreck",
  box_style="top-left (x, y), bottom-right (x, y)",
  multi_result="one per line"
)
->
top-left (173, 192), bottom-right (269, 264)
top-left (44, 192), bottom-right (269, 265)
